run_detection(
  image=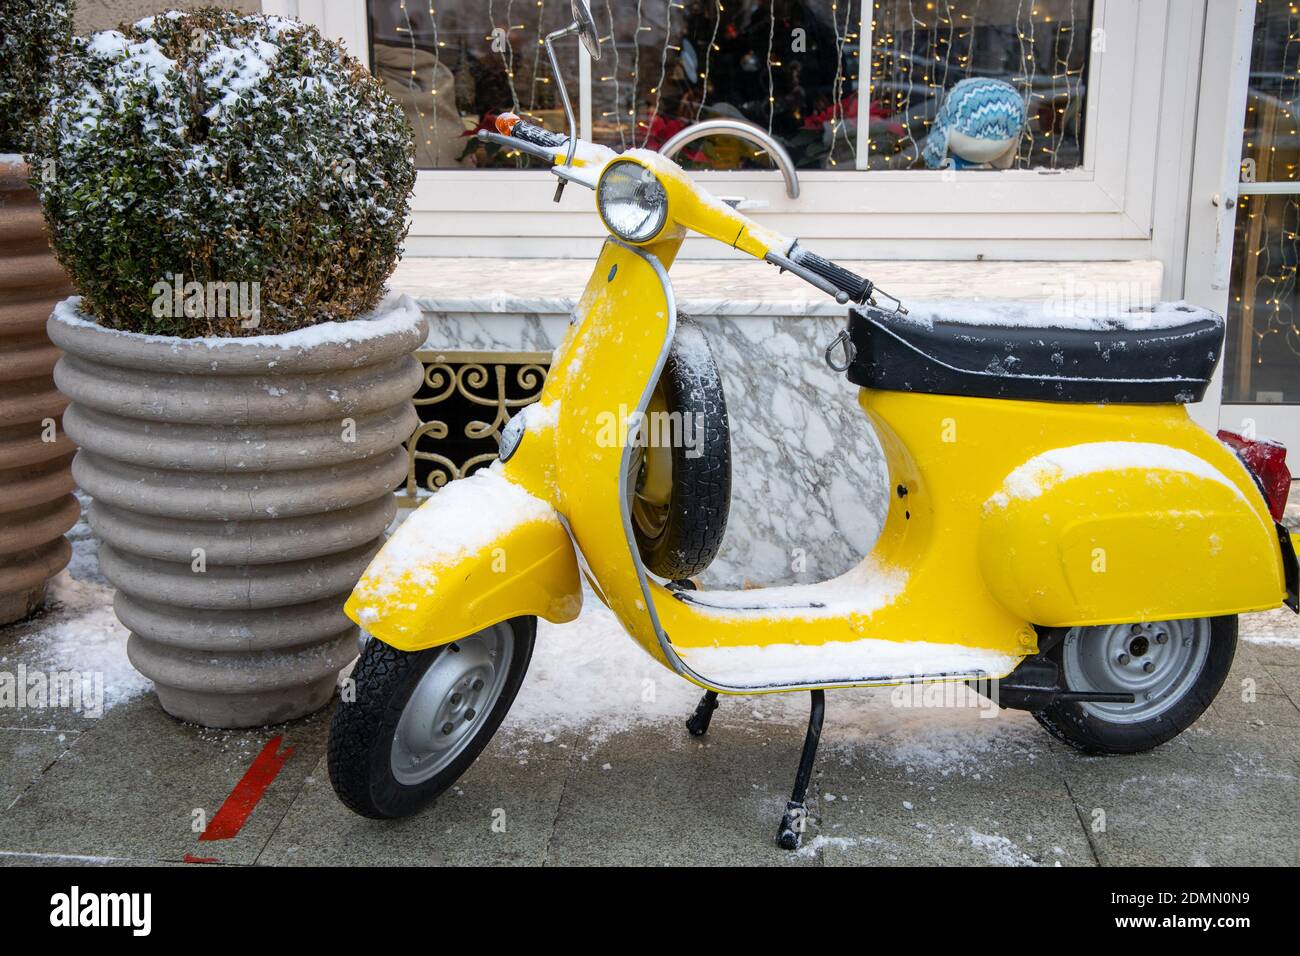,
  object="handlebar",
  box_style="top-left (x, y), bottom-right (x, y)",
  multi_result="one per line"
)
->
top-left (481, 113), bottom-right (906, 314)
top-left (473, 113), bottom-right (570, 163)
top-left (765, 244), bottom-right (906, 314)
top-left (788, 243), bottom-right (872, 304)
top-left (500, 114), bottom-right (568, 150)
